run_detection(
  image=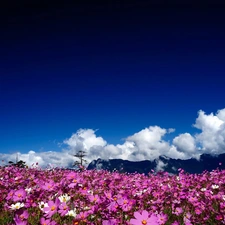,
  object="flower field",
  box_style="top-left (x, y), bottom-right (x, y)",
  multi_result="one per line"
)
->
top-left (0, 166), bottom-right (225, 225)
